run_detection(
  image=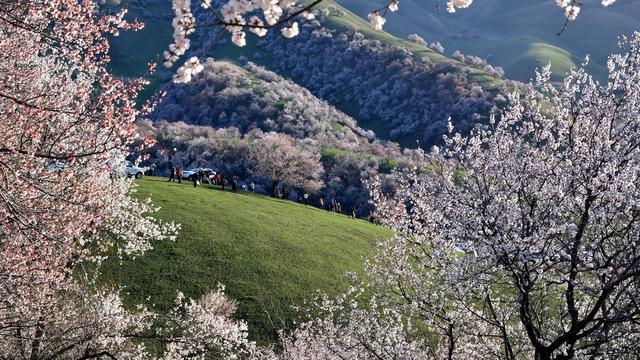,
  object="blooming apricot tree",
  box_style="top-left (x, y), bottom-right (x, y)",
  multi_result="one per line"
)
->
top-left (282, 32), bottom-right (640, 359)
top-left (246, 132), bottom-right (324, 196)
top-left (0, 0), bottom-right (268, 358)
